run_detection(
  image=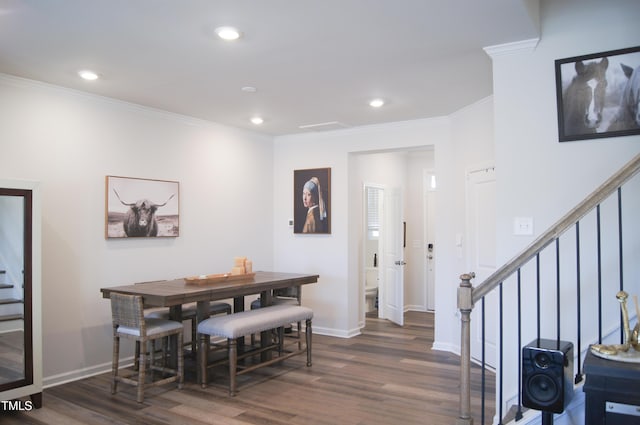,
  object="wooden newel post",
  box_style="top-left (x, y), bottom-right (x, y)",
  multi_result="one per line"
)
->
top-left (456, 272), bottom-right (475, 425)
